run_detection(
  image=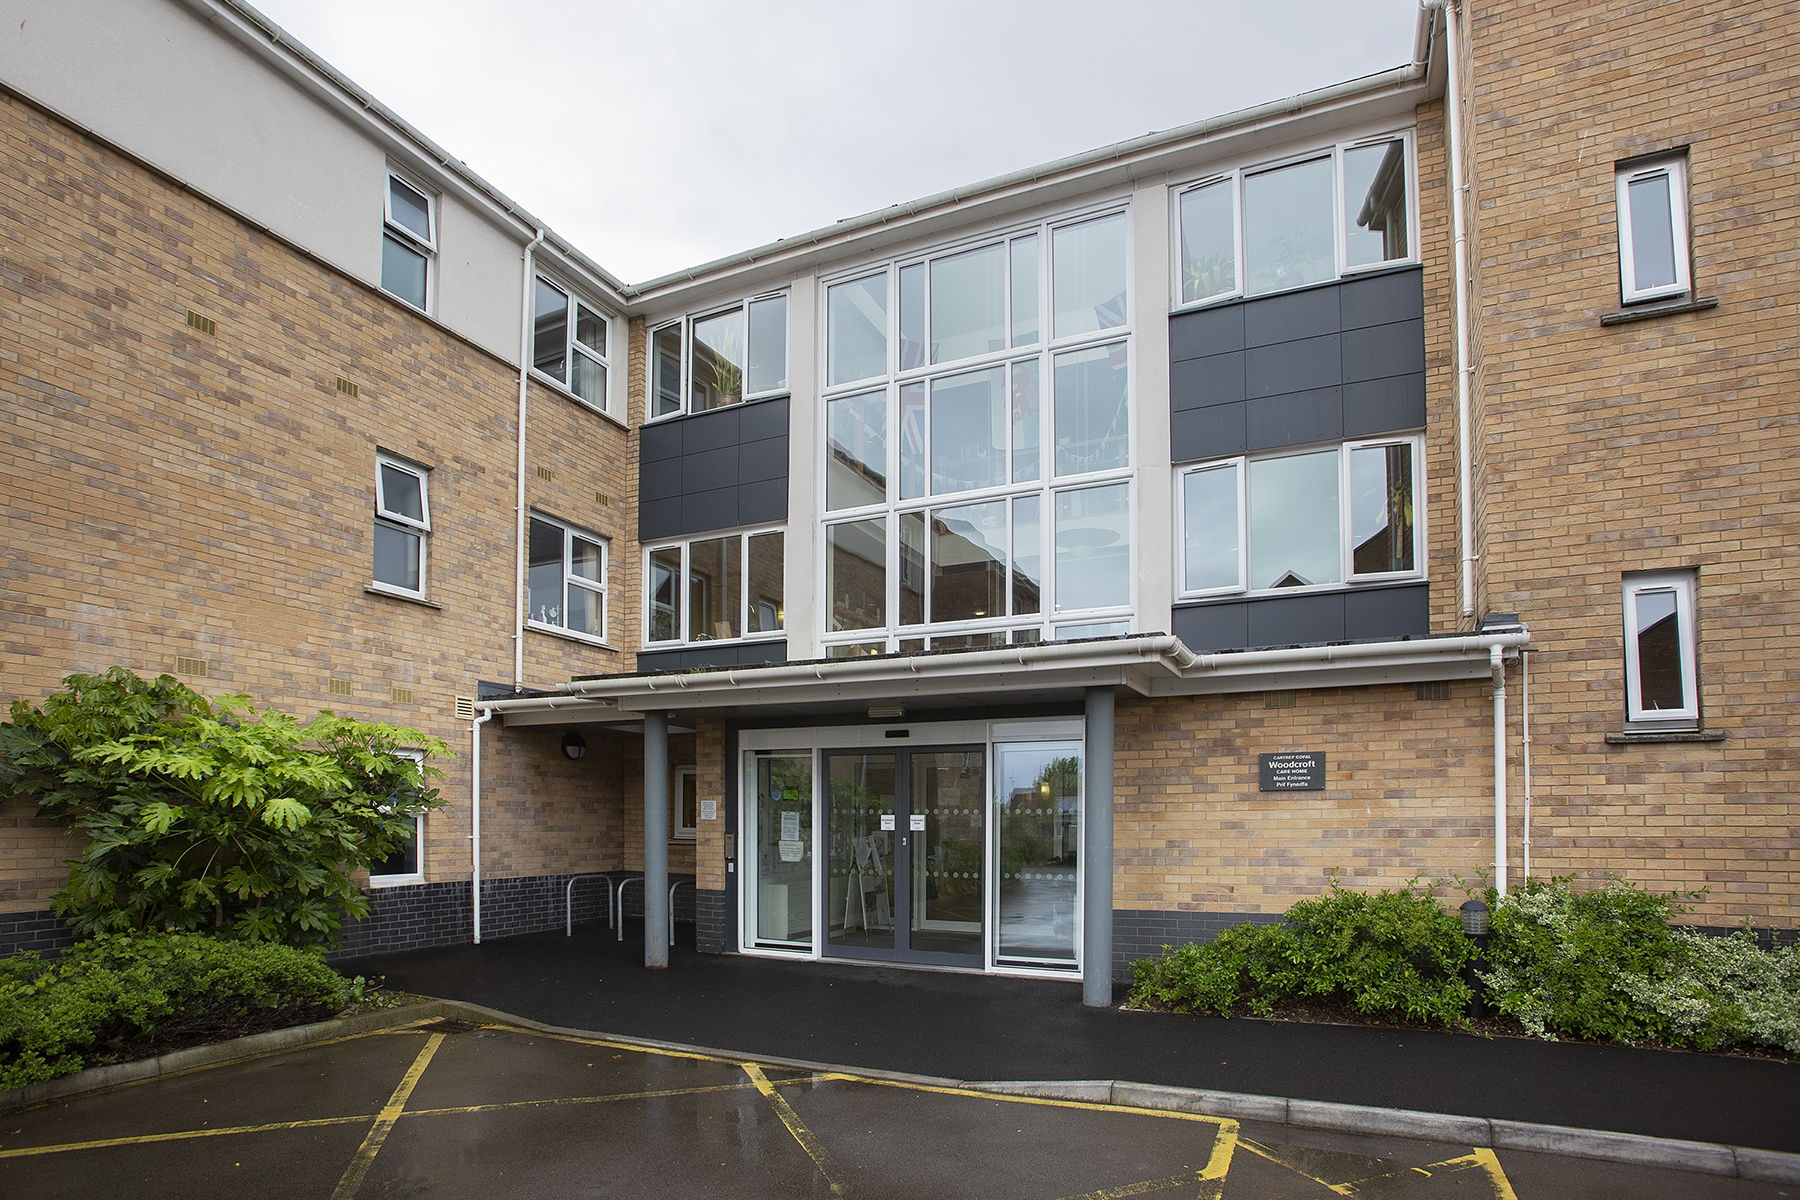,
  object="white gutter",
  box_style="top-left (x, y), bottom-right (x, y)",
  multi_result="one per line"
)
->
top-left (1426, 0), bottom-right (1479, 621)
top-left (470, 706), bottom-right (495, 943)
top-left (514, 229), bottom-right (545, 687)
top-left (1490, 645), bottom-right (1508, 898)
